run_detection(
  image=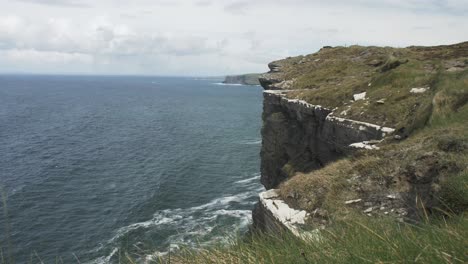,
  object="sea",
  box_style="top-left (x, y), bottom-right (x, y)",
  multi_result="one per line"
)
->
top-left (0, 75), bottom-right (264, 263)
